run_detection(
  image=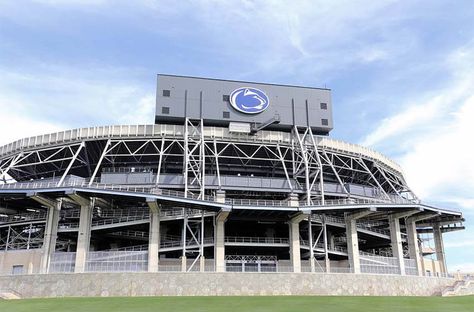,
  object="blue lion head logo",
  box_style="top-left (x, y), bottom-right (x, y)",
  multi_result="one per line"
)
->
top-left (229, 87), bottom-right (269, 114)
